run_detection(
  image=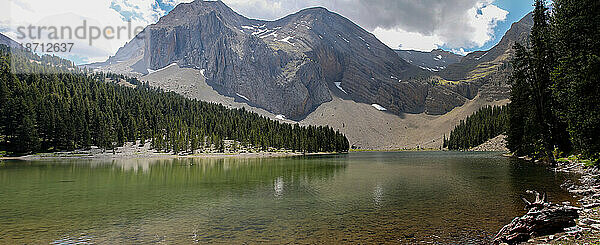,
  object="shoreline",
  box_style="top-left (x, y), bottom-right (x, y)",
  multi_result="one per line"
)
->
top-left (0, 151), bottom-right (342, 161)
top-left (4, 148), bottom-right (507, 160)
top-left (516, 159), bottom-right (600, 244)
top-left (0, 141), bottom-right (344, 161)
